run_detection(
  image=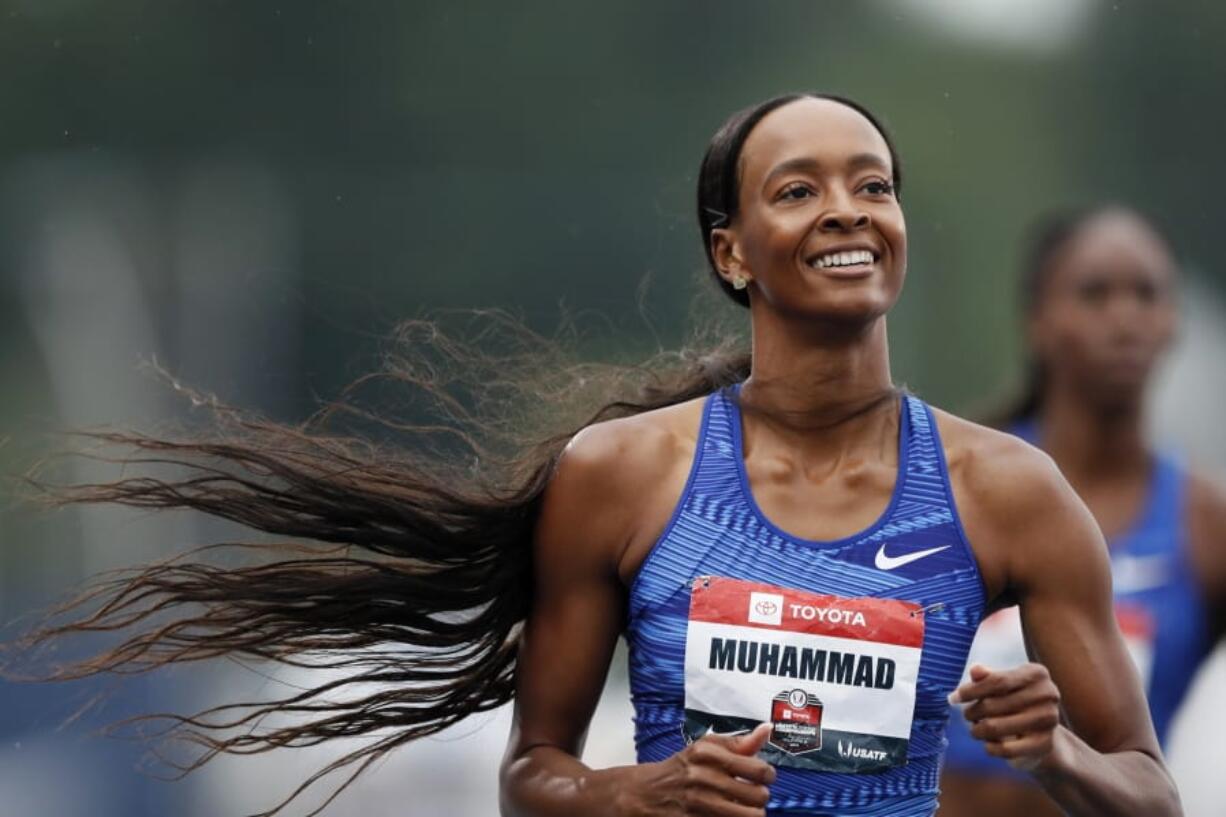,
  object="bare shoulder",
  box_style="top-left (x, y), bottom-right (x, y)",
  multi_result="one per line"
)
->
top-left (540, 395), bottom-right (709, 581)
top-left (1188, 467), bottom-right (1226, 524)
top-left (928, 407), bottom-right (1098, 603)
top-left (557, 396), bottom-right (707, 496)
top-left (929, 407), bottom-right (1069, 520)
